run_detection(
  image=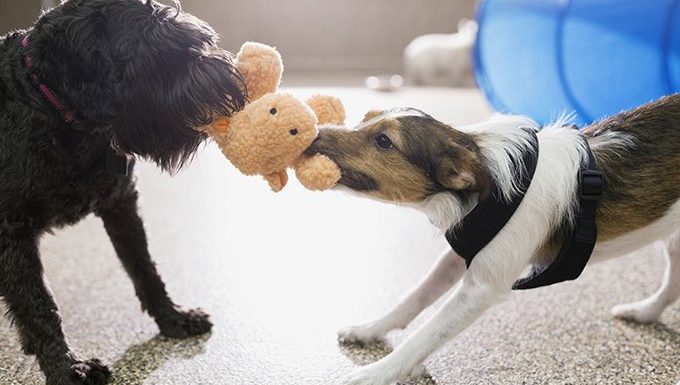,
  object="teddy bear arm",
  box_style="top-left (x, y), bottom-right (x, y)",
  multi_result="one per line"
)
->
top-left (294, 154), bottom-right (341, 191)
